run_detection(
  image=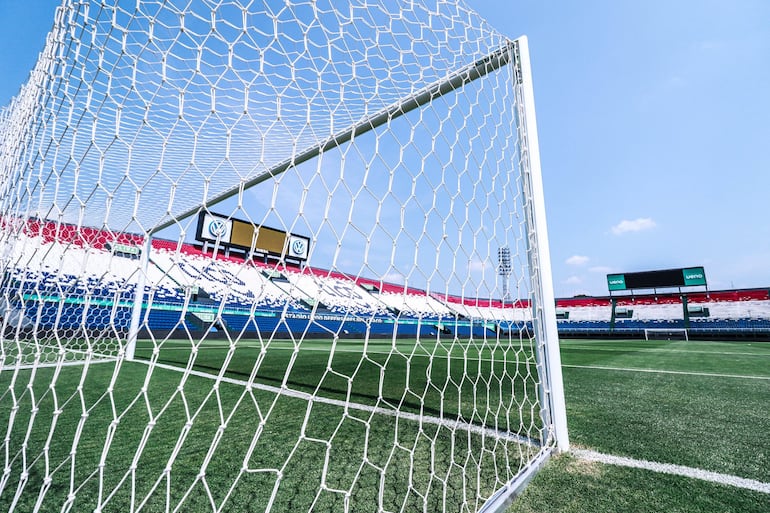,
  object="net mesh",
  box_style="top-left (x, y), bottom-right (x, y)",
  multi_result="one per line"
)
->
top-left (0, 1), bottom-right (562, 512)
